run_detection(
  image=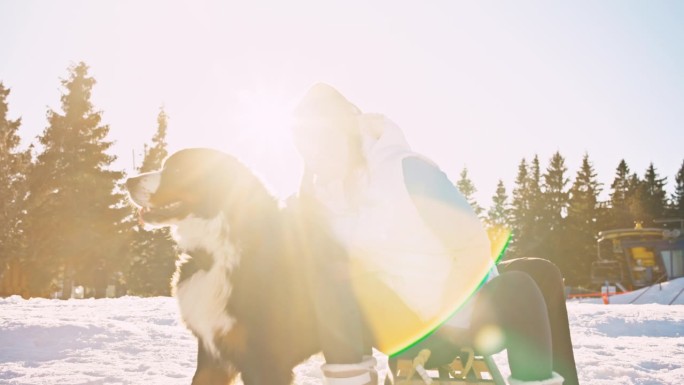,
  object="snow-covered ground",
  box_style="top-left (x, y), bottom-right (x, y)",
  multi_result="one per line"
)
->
top-left (1, 279), bottom-right (684, 385)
